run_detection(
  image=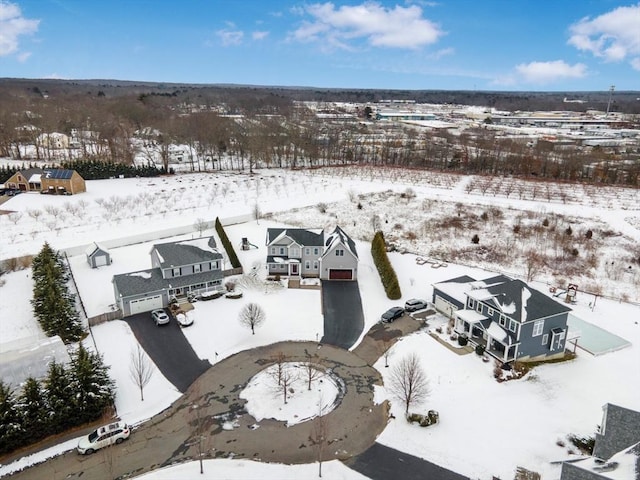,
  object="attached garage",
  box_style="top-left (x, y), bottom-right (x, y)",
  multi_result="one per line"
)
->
top-left (434, 295), bottom-right (459, 318)
top-left (129, 295), bottom-right (163, 315)
top-left (329, 269), bottom-right (353, 280)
